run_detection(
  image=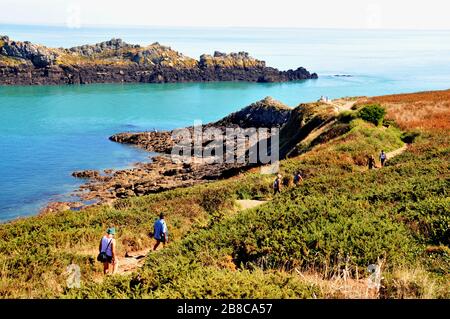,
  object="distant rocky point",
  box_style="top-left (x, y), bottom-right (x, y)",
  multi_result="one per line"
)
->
top-left (0, 36), bottom-right (318, 85)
